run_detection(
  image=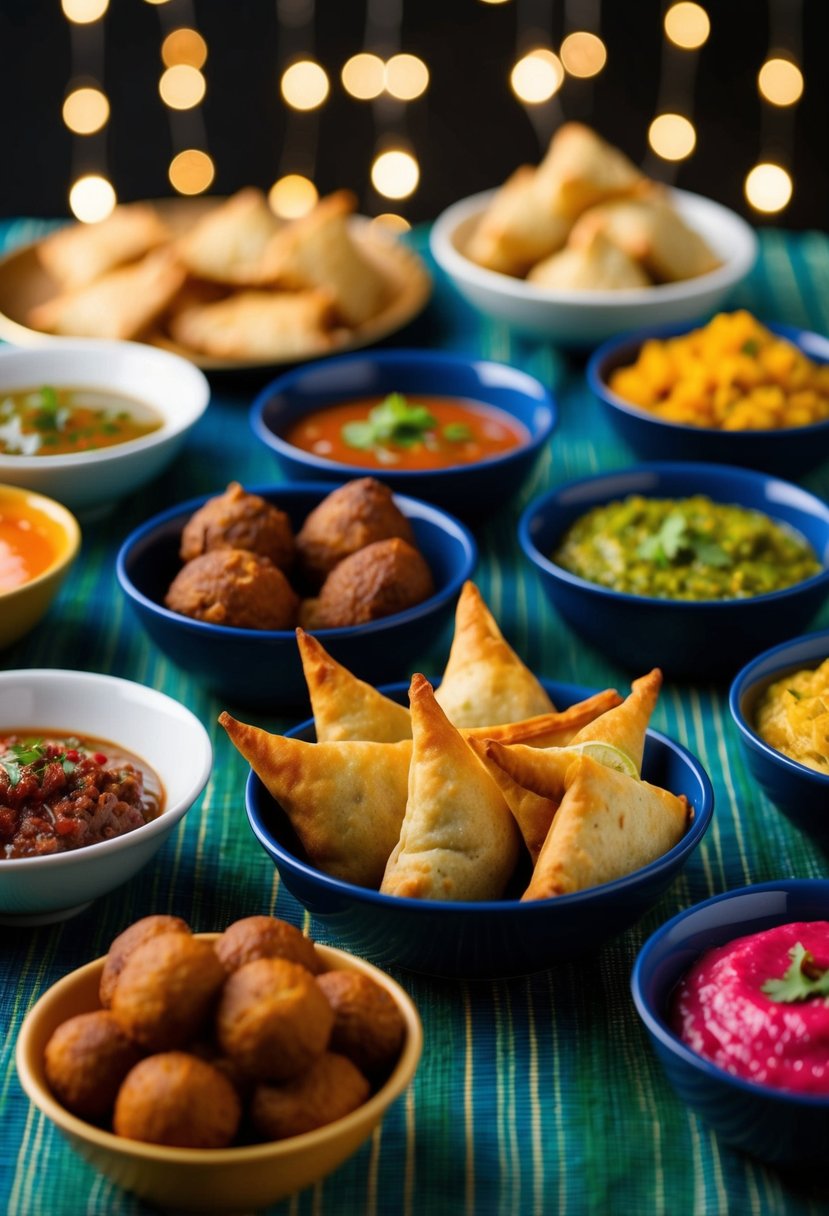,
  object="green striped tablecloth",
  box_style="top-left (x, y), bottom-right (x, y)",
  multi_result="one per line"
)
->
top-left (2, 217), bottom-right (829, 1216)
